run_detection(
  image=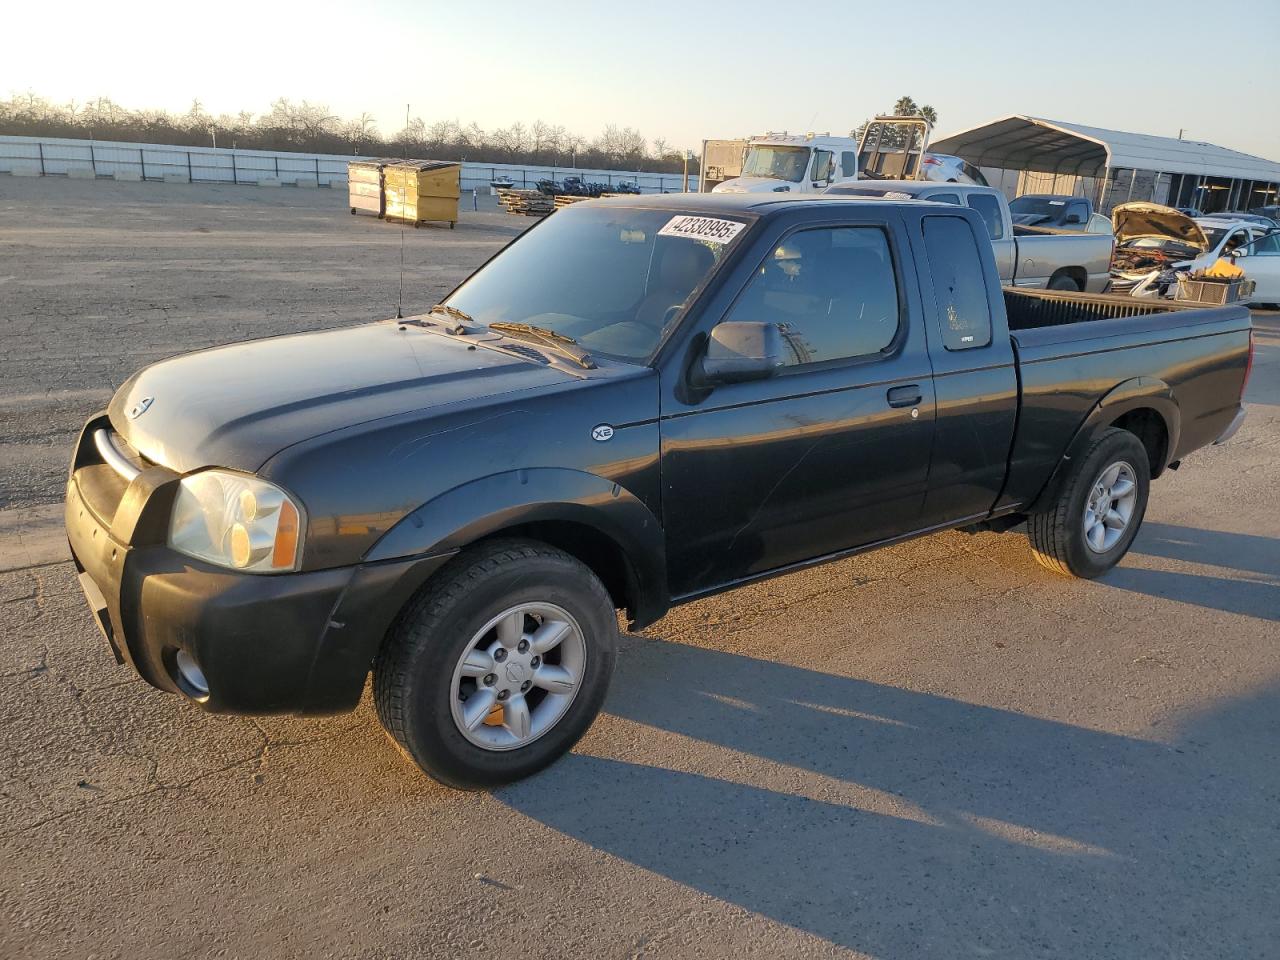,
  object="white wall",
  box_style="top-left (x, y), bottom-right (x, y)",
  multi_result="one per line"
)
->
top-left (0, 135), bottom-right (693, 193)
